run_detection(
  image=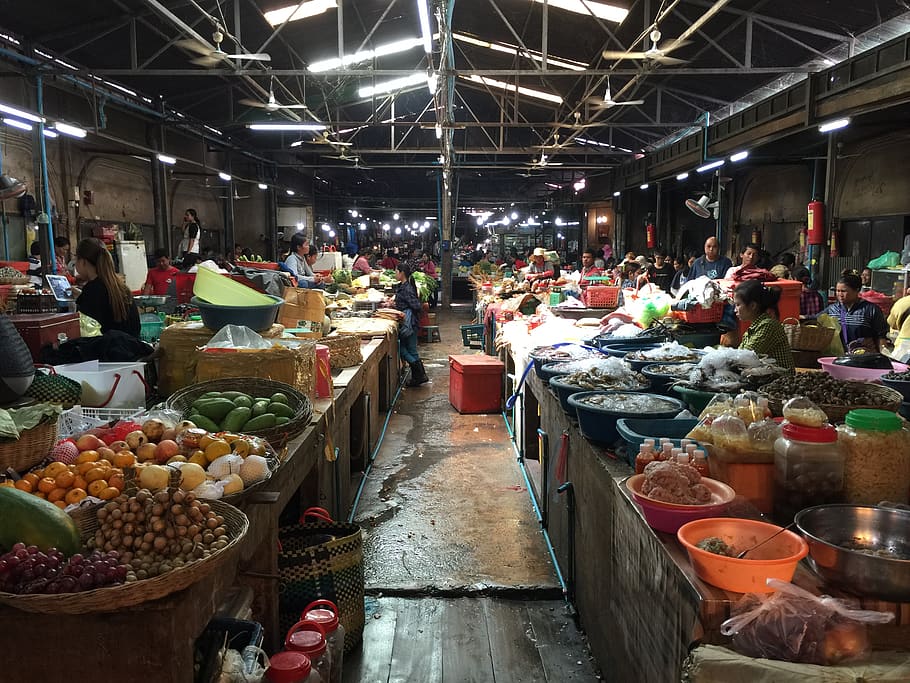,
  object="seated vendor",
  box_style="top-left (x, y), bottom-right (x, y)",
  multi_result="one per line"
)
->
top-left (823, 270), bottom-right (890, 353)
top-left (724, 243), bottom-right (760, 279)
top-left (578, 248), bottom-right (603, 286)
top-left (143, 248), bottom-right (179, 296)
top-left (73, 237), bottom-right (140, 337)
top-left (525, 247), bottom-right (555, 282)
top-left (734, 280), bottom-right (795, 371)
